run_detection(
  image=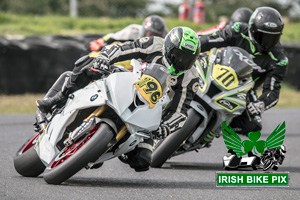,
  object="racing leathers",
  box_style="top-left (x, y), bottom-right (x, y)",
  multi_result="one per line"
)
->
top-left (95, 36), bottom-right (199, 171)
top-left (38, 36), bottom-right (199, 171)
top-left (89, 24), bottom-right (142, 51)
top-left (199, 22), bottom-right (288, 135)
top-left (96, 36), bottom-right (200, 134)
